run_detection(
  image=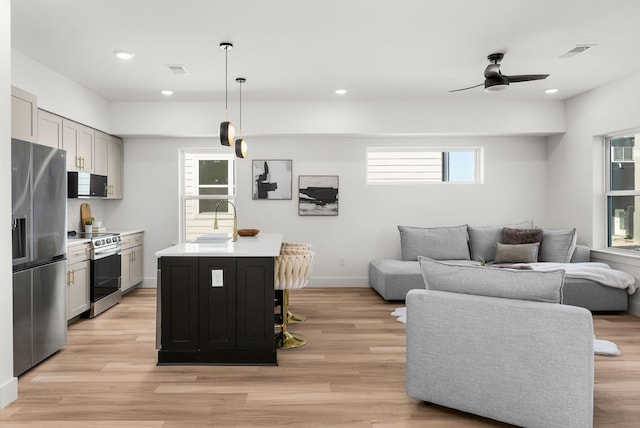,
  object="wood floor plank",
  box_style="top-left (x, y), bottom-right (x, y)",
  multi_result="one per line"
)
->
top-left (1, 287), bottom-right (638, 427)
